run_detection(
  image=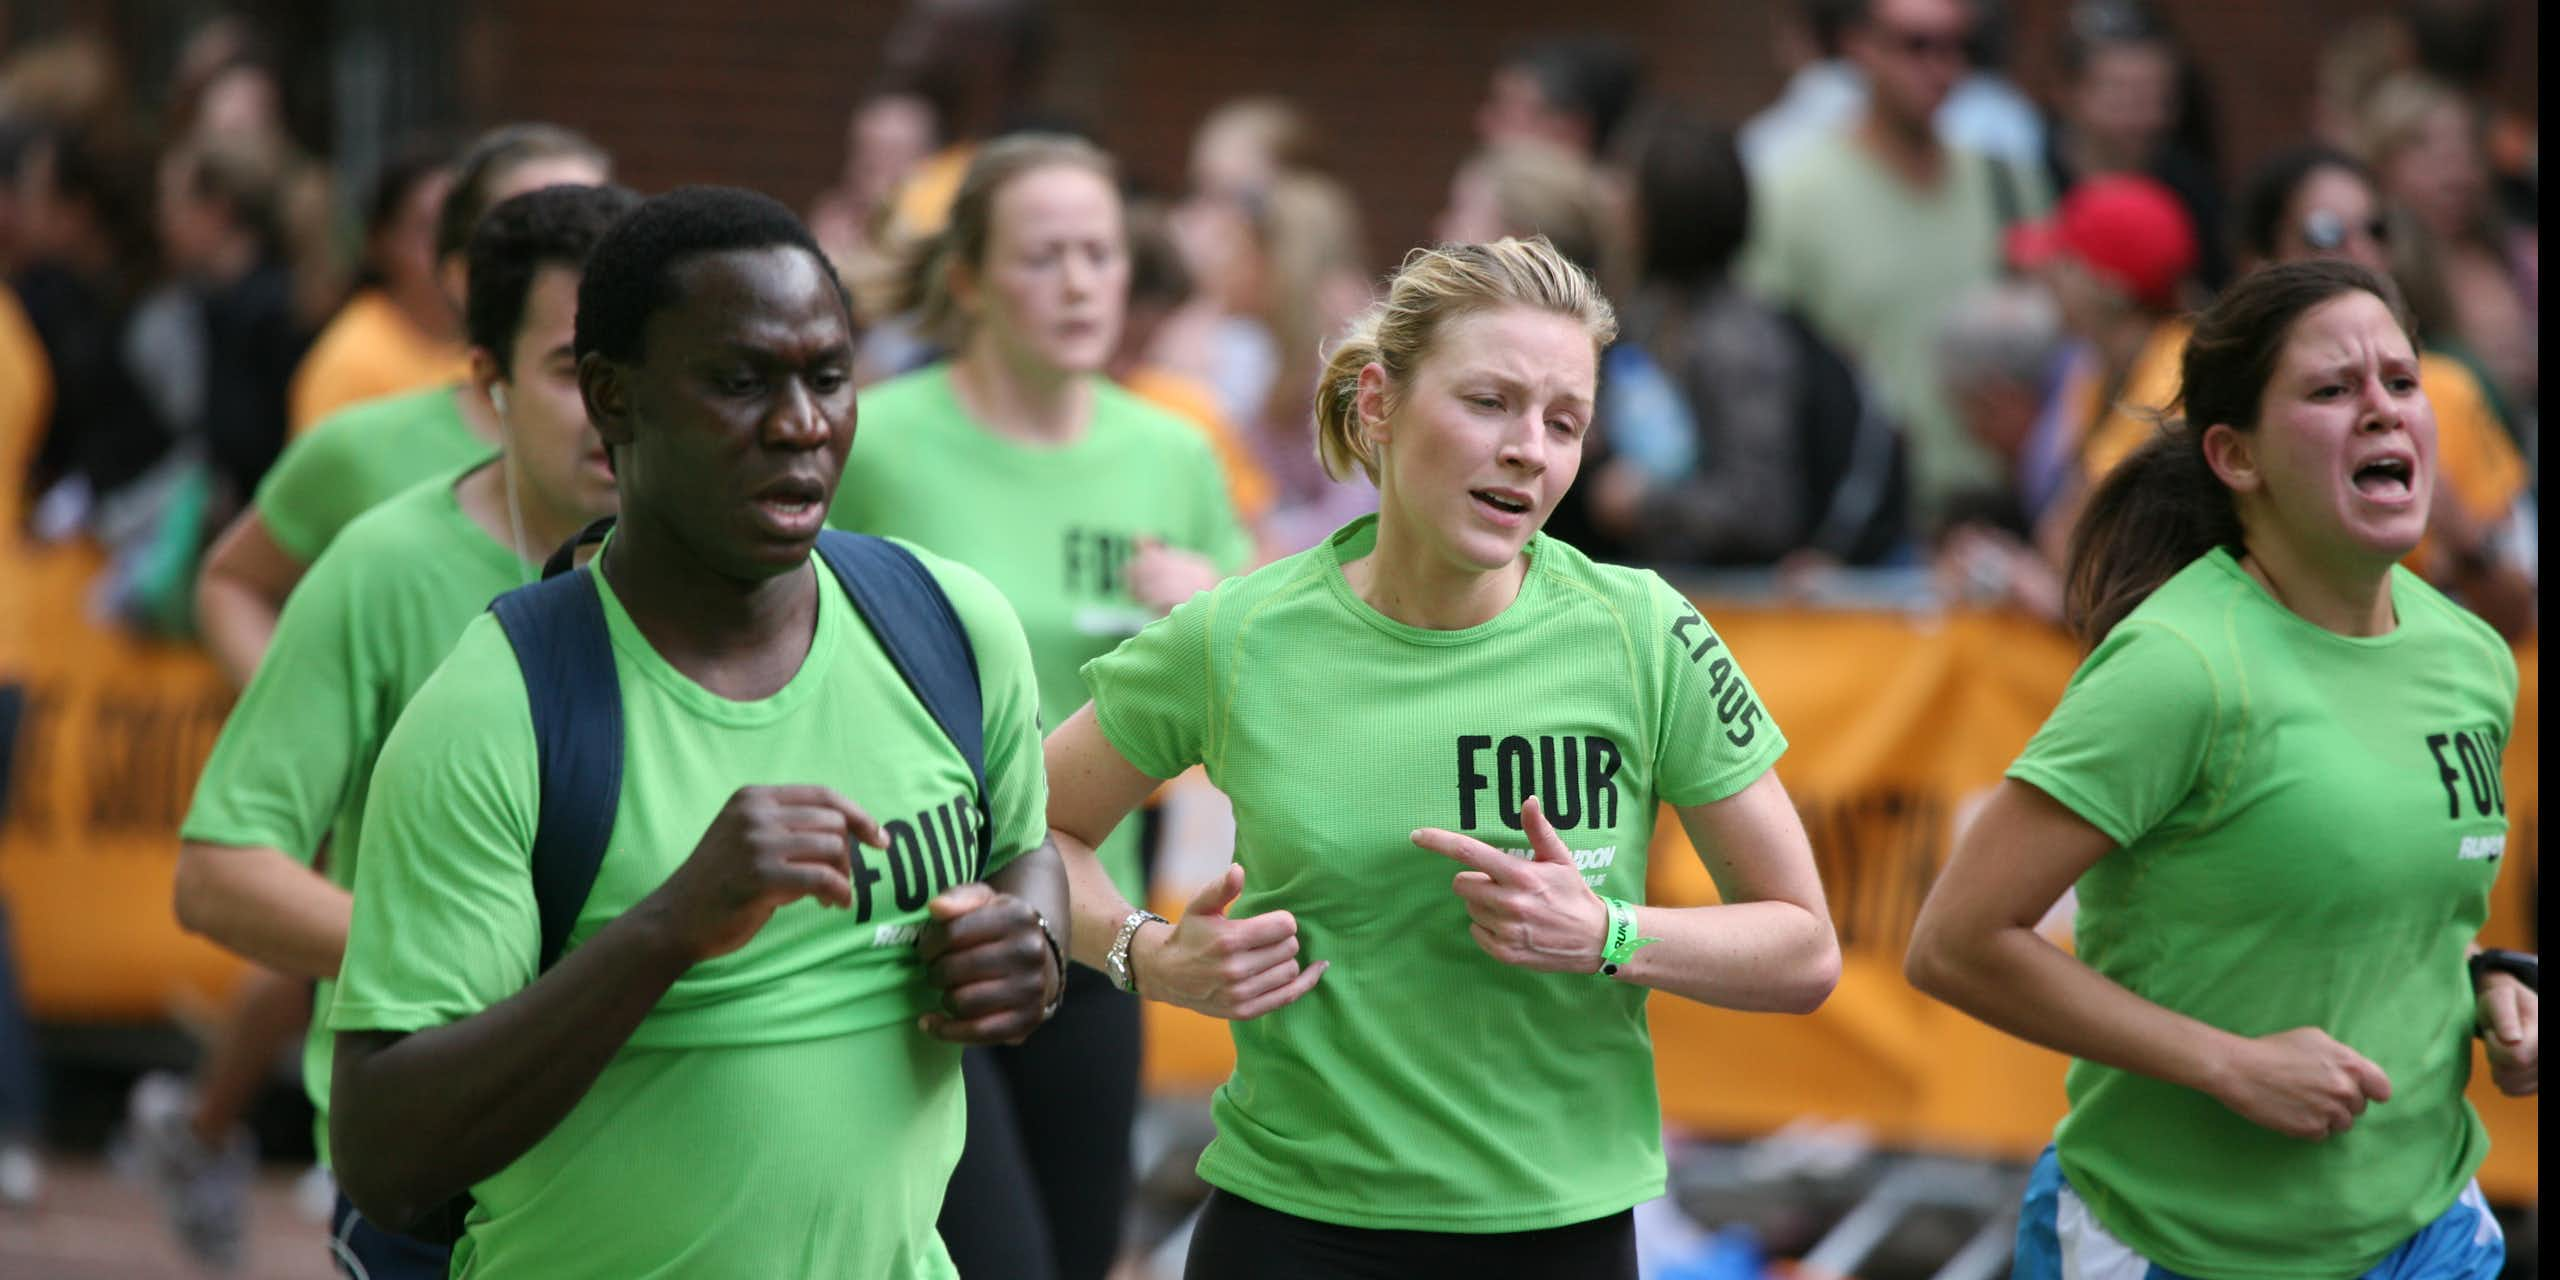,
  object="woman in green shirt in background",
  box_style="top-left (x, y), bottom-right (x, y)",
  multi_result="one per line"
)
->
top-left (1908, 259), bottom-right (2536, 1279)
top-left (1044, 236), bottom-right (1839, 1279)
top-left (828, 134), bottom-right (1250, 1280)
